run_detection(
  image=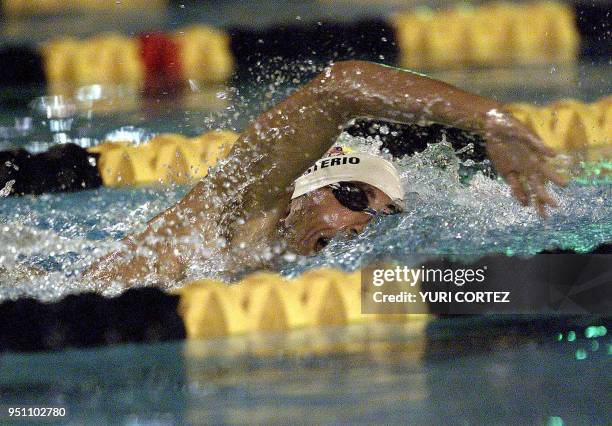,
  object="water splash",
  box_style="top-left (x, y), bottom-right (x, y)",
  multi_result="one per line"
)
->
top-left (0, 180), bottom-right (15, 197)
top-left (0, 186), bottom-right (185, 300)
